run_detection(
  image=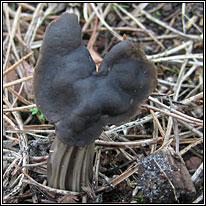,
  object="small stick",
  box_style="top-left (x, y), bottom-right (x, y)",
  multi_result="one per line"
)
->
top-left (150, 53), bottom-right (202, 62)
top-left (154, 159), bottom-right (177, 201)
top-left (147, 40), bottom-right (192, 59)
top-left (90, 3), bottom-right (123, 41)
top-left (179, 138), bottom-right (203, 155)
top-left (3, 75), bottom-right (33, 89)
top-left (150, 109), bottom-right (165, 138)
top-left (177, 119), bottom-right (203, 138)
top-left (3, 52), bottom-right (33, 76)
top-left (7, 86), bottom-right (32, 105)
top-left (148, 96), bottom-right (202, 123)
top-left (180, 92), bottom-right (203, 105)
top-left (21, 169), bottom-right (81, 196)
top-left (106, 112), bottom-right (162, 135)
top-left (3, 104), bottom-right (36, 112)
top-left (95, 137), bottom-right (162, 148)
top-left (141, 9), bottom-right (202, 40)
top-left (191, 162), bottom-right (203, 182)
top-left (143, 104), bottom-right (202, 126)
top-left (113, 3), bottom-right (164, 49)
